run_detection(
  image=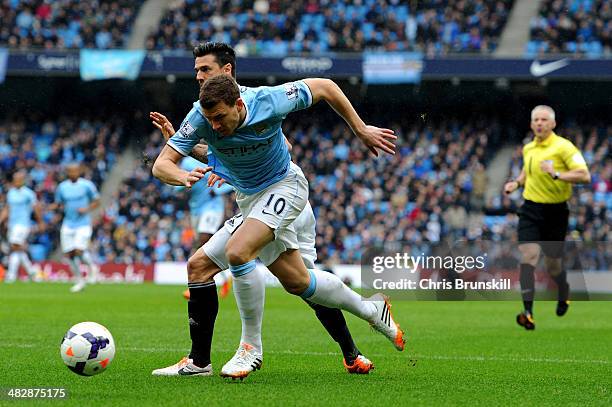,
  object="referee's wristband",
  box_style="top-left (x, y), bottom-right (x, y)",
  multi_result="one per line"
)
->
top-left (513, 179), bottom-right (523, 187)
